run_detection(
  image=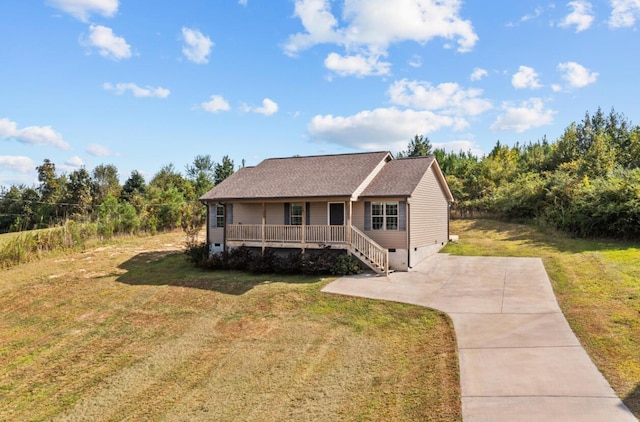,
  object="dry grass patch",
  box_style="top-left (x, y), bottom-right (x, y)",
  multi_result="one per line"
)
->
top-left (0, 231), bottom-right (460, 421)
top-left (444, 219), bottom-right (640, 417)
